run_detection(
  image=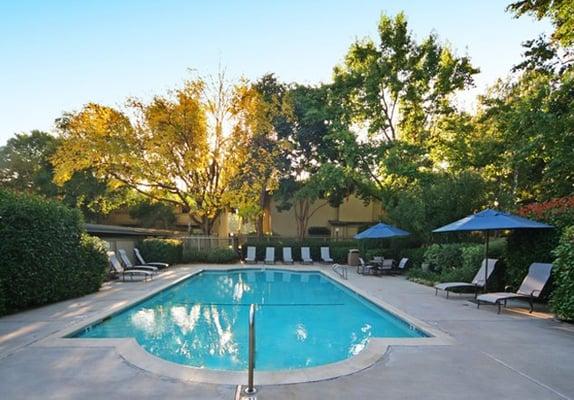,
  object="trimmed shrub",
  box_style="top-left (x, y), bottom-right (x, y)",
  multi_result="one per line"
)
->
top-left (140, 238), bottom-right (183, 264)
top-left (550, 226), bottom-right (574, 321)
top-left (0, 189), bottom-right (108, 315)
top-left (182, 247), bottom-right (239, 263)
top-left (424, 243), bottom-right (466, 273)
